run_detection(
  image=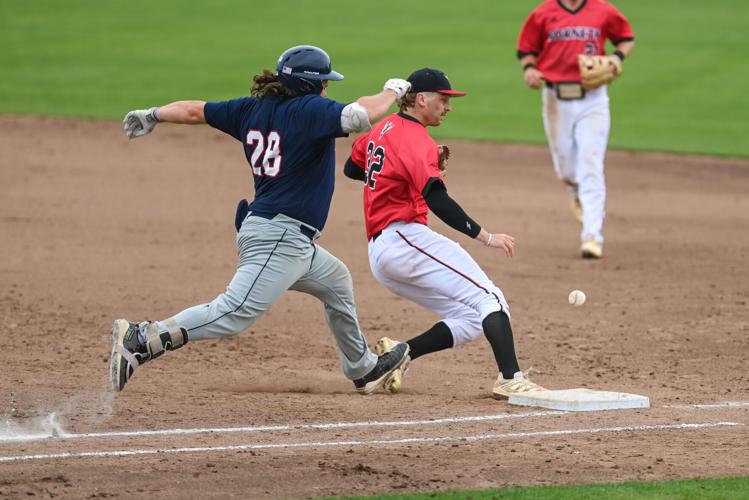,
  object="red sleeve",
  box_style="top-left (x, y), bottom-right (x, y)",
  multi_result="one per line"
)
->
top-left (606, 4), bottom-right (634, 44)
top-left (351, 134), bottom-right (367, 168)
top-left (517, 10), bottom-right (544, 57)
